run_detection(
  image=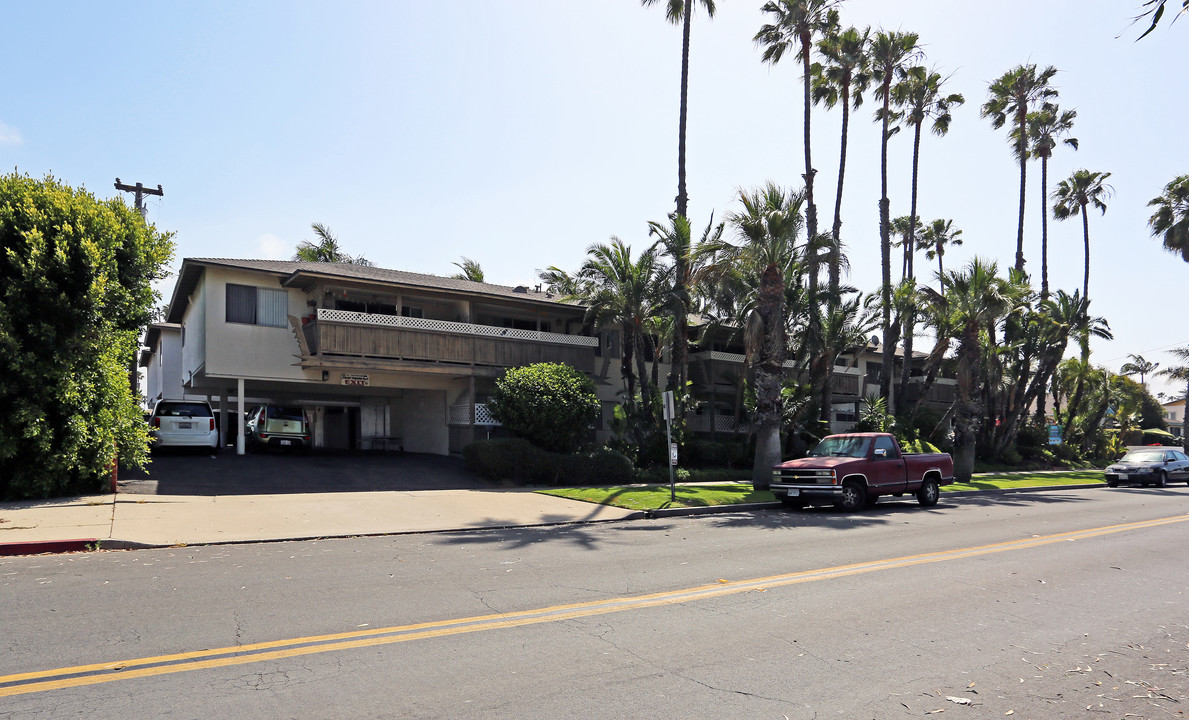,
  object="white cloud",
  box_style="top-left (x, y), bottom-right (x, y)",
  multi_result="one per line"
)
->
top-left (255, 233), bottom-right (290, 260)
top-left (0, 122), bottom-right (23, 146)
